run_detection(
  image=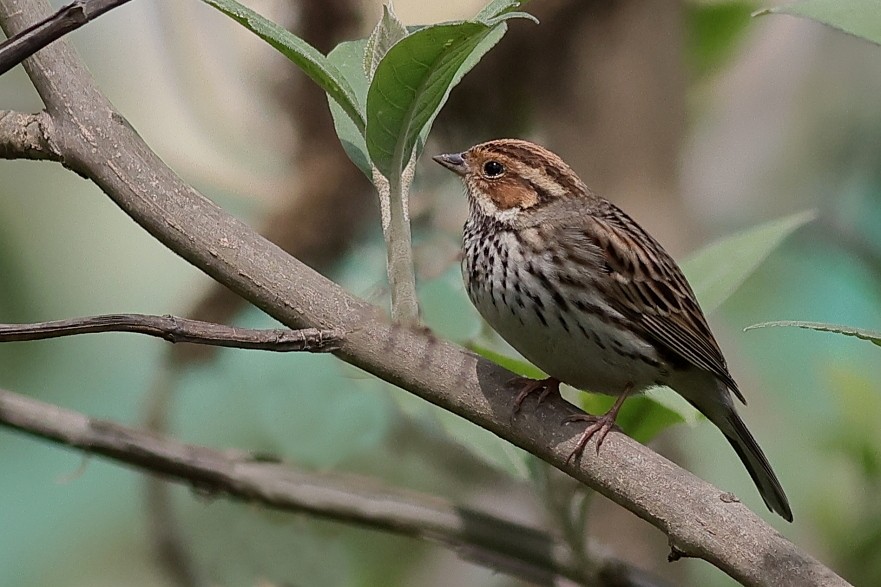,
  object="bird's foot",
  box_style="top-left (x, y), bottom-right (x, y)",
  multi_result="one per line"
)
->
top-left (563, 392), bottom-right (629, 464)
top-left (510, 376), bottom-right (561, 415)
